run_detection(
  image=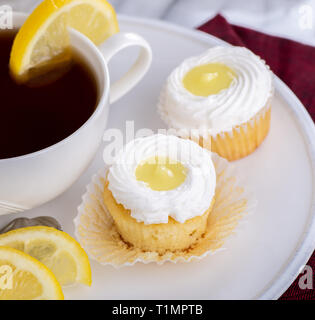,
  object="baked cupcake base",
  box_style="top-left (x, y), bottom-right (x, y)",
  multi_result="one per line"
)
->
top-left (74, 153), bottom-right (256, 267)
top-left (104, 179), bottom-right (215, 254)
